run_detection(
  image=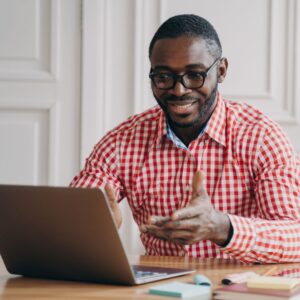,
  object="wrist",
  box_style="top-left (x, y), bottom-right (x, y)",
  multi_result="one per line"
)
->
top-left (211, 212), bottom-right (232, 246)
